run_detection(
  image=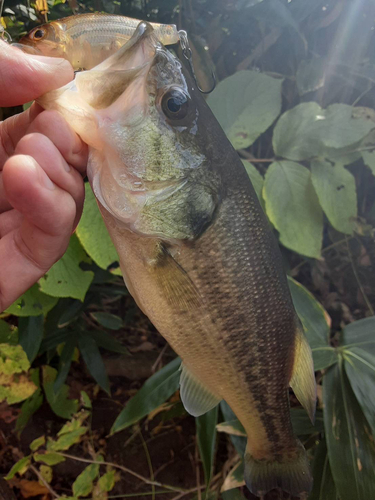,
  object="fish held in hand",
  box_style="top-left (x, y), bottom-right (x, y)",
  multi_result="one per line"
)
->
top-left (16, 13), bottom-right (179, 69)
top-left (38, 21), bottom-right (316, 498)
